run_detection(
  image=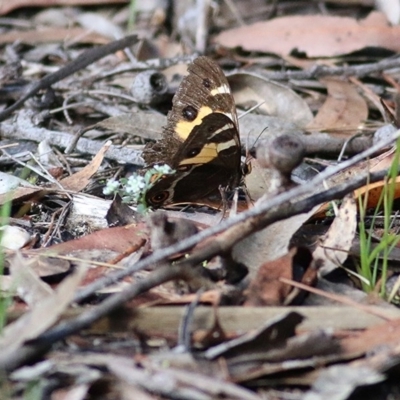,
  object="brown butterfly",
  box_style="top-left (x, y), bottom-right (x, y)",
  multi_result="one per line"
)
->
top-left (142, 56), bottom-right (241, 207)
